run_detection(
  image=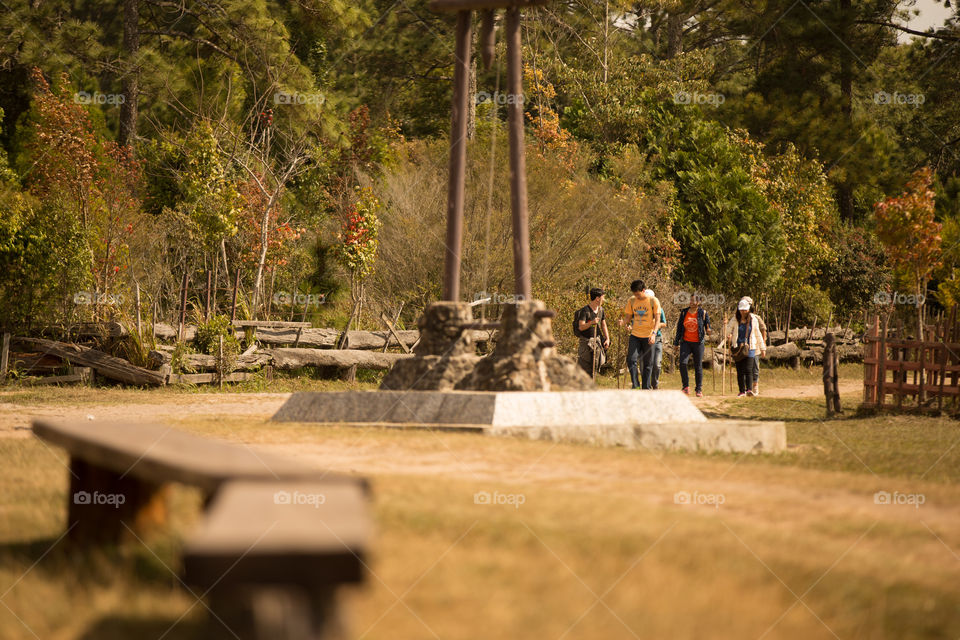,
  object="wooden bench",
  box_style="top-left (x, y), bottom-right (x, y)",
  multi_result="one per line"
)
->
top-left (32, 418), bottom-right (366, 544)
top-left (183, 480), bottom-right (369, 639)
